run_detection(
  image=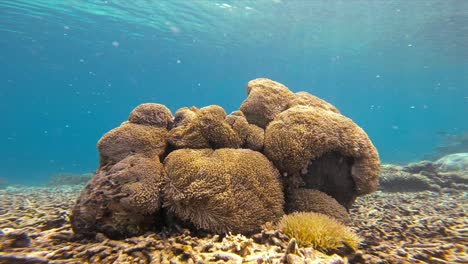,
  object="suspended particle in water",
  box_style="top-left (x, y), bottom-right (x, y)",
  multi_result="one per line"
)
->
top-left (79, 59), bottom-right (84, 63)
top-left (112, 41), bottom-right (120, 47)
top-left (392, 125), bottom-right (399, 130)
top-left (410, 106), bottom-right (415, 109)
top-left (375, 74), bottom-right (380, 78)
top-left (176, 59), bottom-right (181, 64)
top-left (245, 6), bottom-right (253, 10)
top-left (408, 43), bottom-right (413, 47)
top-left (64, 25), bottom-right (70, 30)
top-left (65, 124), bottom-right (70, 128)
top-left (170, 26), bottom-right (180, 34)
